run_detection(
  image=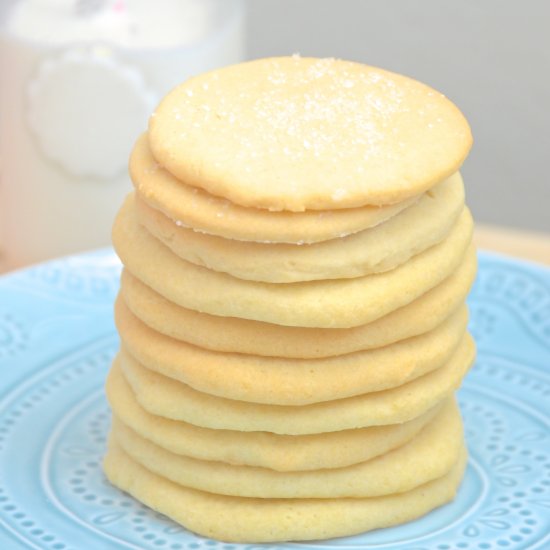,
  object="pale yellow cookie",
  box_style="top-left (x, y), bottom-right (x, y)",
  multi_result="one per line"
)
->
top-left (116, 297), bottom-right (467, 405)
top-left (131, 133), bottom-right (419, 244)
top-left (120, 250), bottom-right (477, 358)
top-left (112, 199), bottom-right (474, 328)
top-left (117, 335), bottom-right (475, 434)
top-left (110, 397), bottom-right (462, 498)
top-left (106, 365), bottom-right (442, 471)
top-left (135, 173), bottom-right (464, 282)
top-left (148, 57), bottom-right (472, 211)
top-left (103, 441), bottom-right (467, 542)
